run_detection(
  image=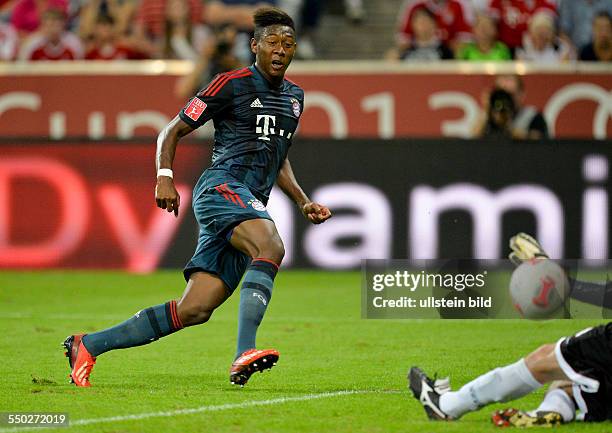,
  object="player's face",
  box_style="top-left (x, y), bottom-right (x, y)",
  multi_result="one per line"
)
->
top-left (252, 25), bottom-right (296, 80)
